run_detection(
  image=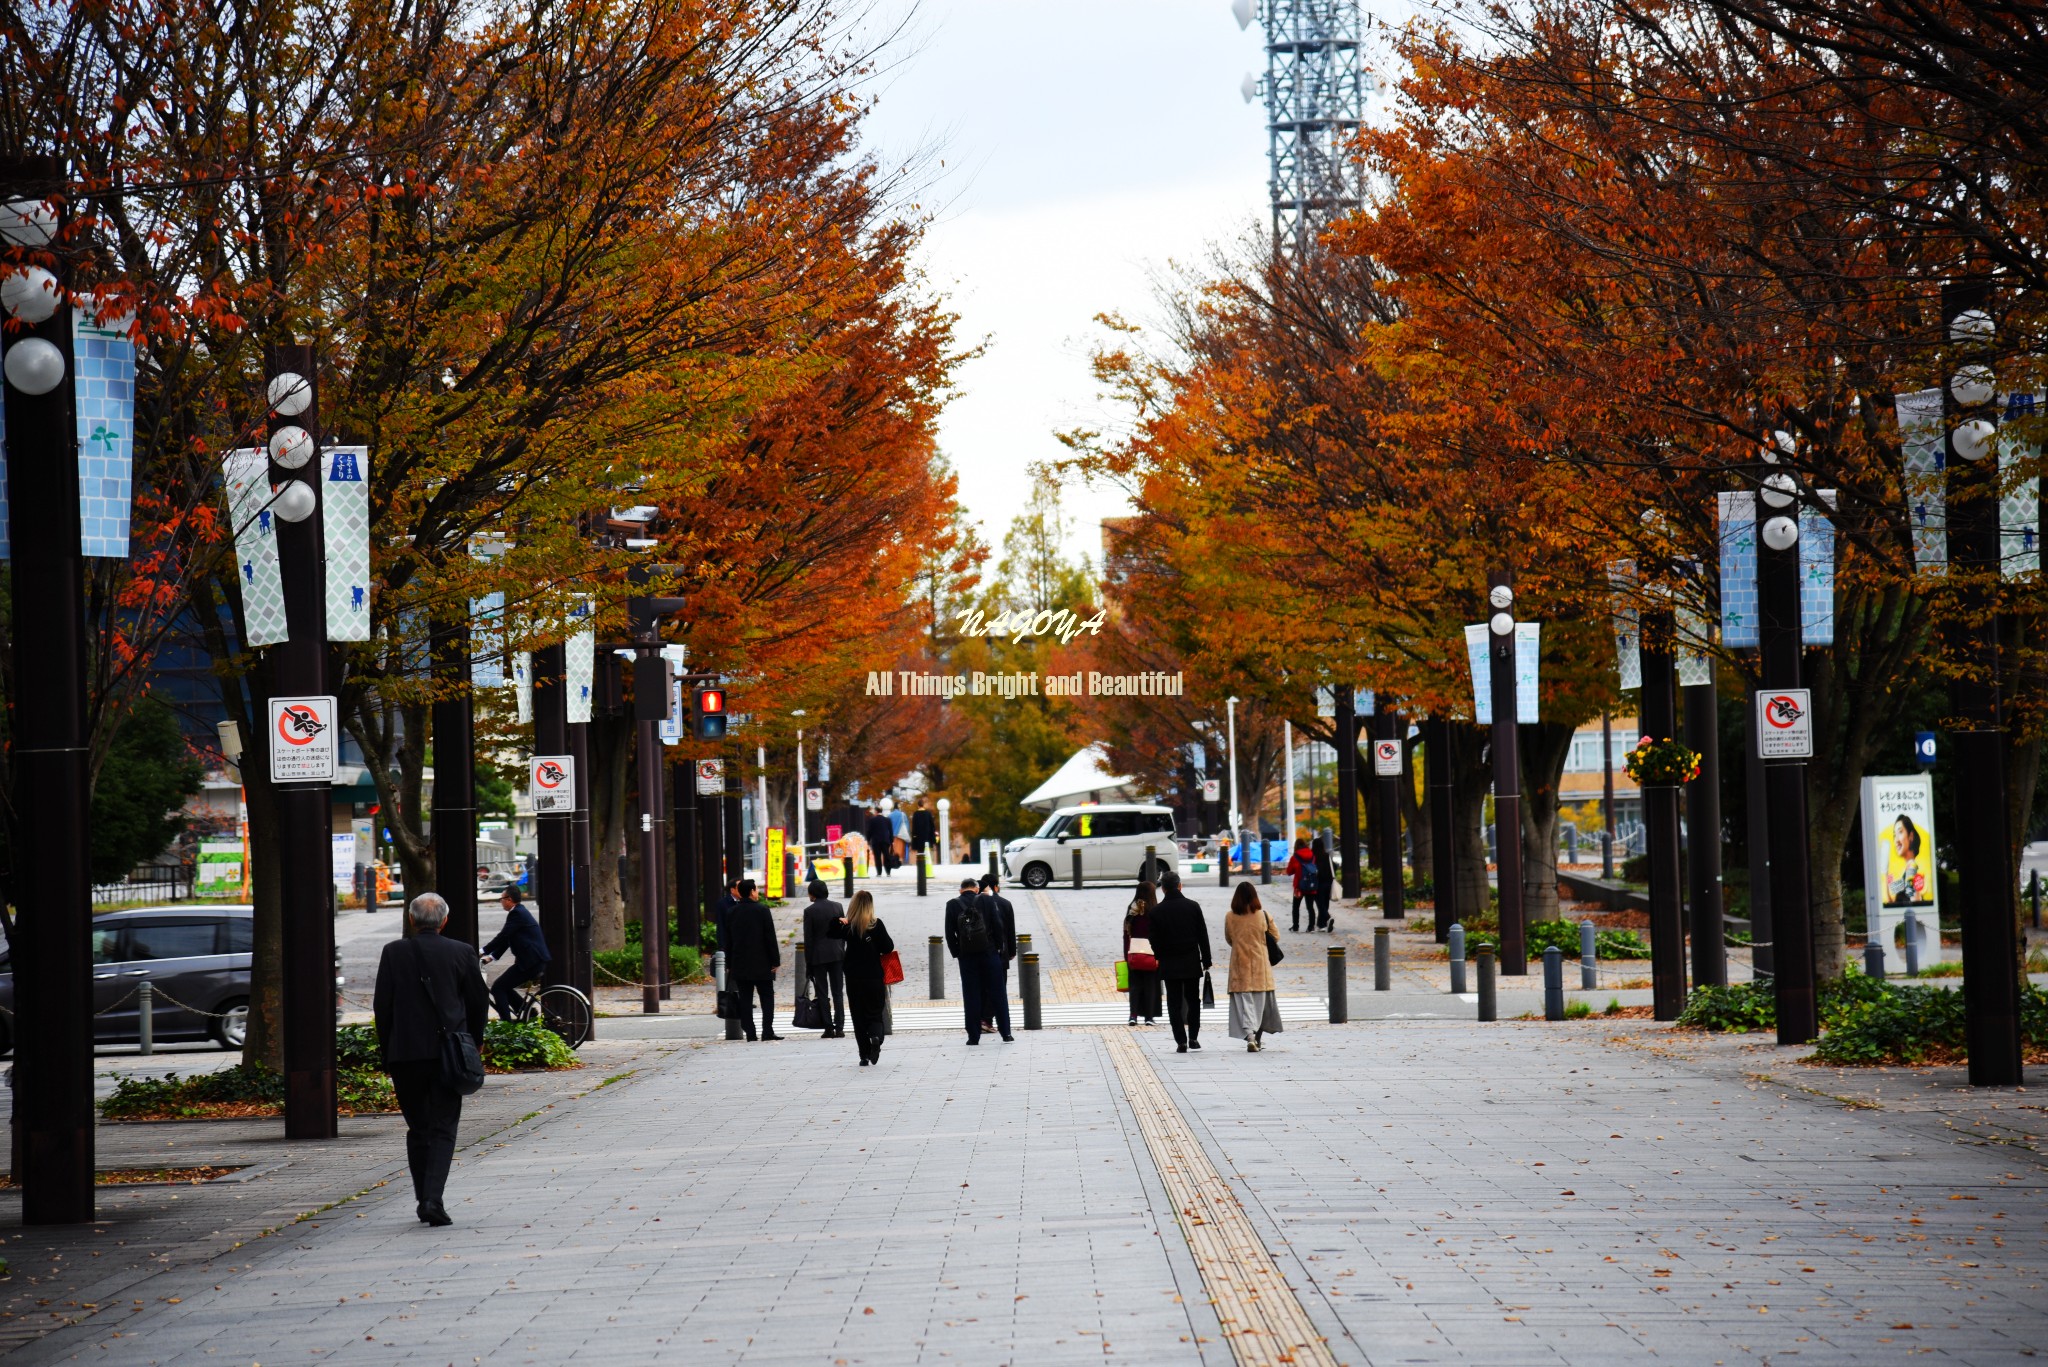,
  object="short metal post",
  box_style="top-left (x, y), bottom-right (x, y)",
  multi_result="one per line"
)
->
top-left (1144, 844), bottom-right (1157, 882)
top-left (783, 850), bottom-right (796, 900)
top-left (1218, 838), bottom-right (1230, 887)
top-left (1017, 932), bottom-right (1032, 956)
top-left (1021, 952), bottom-right (1043, 1030)
top-left (1261, 838), bottom-right (1273, 885)
top-left (1374, 925), bottom-right (1391, 991)
top-left (1327, 945), bottom-right (1348, 1022)
top-left (882, 985), bottom-right (893, 1036)
top-left (1863, 941), bottom-right (1886, 981)
top-left (1448, 922), bottom-right (1466, 995)
top-left (843, 858), bottom-right (853, 900)
top-left (929, 936), bottom-right (945, 999)
top-left (1072, 848), bottom-right (1083, 889)
top-left (1580, 920), bottom-right (1598, 992)
top-left (1477, 947), bottom-right (1497, 1022)
top-left (1904, 908), bottom-right (1922, 975)
top-left (1543, 945), bottom-right (1564, 1020)
top-left (916, 850), bottom-right (927, 897)
top-left (792, 943), bottom-right (806, 986)
top-left (719, 949), bottom-right (743, 1041)
top-left (987, 845), bottom-right (998, 879)
top-left (138, 981), bottom-right (154, 1056)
